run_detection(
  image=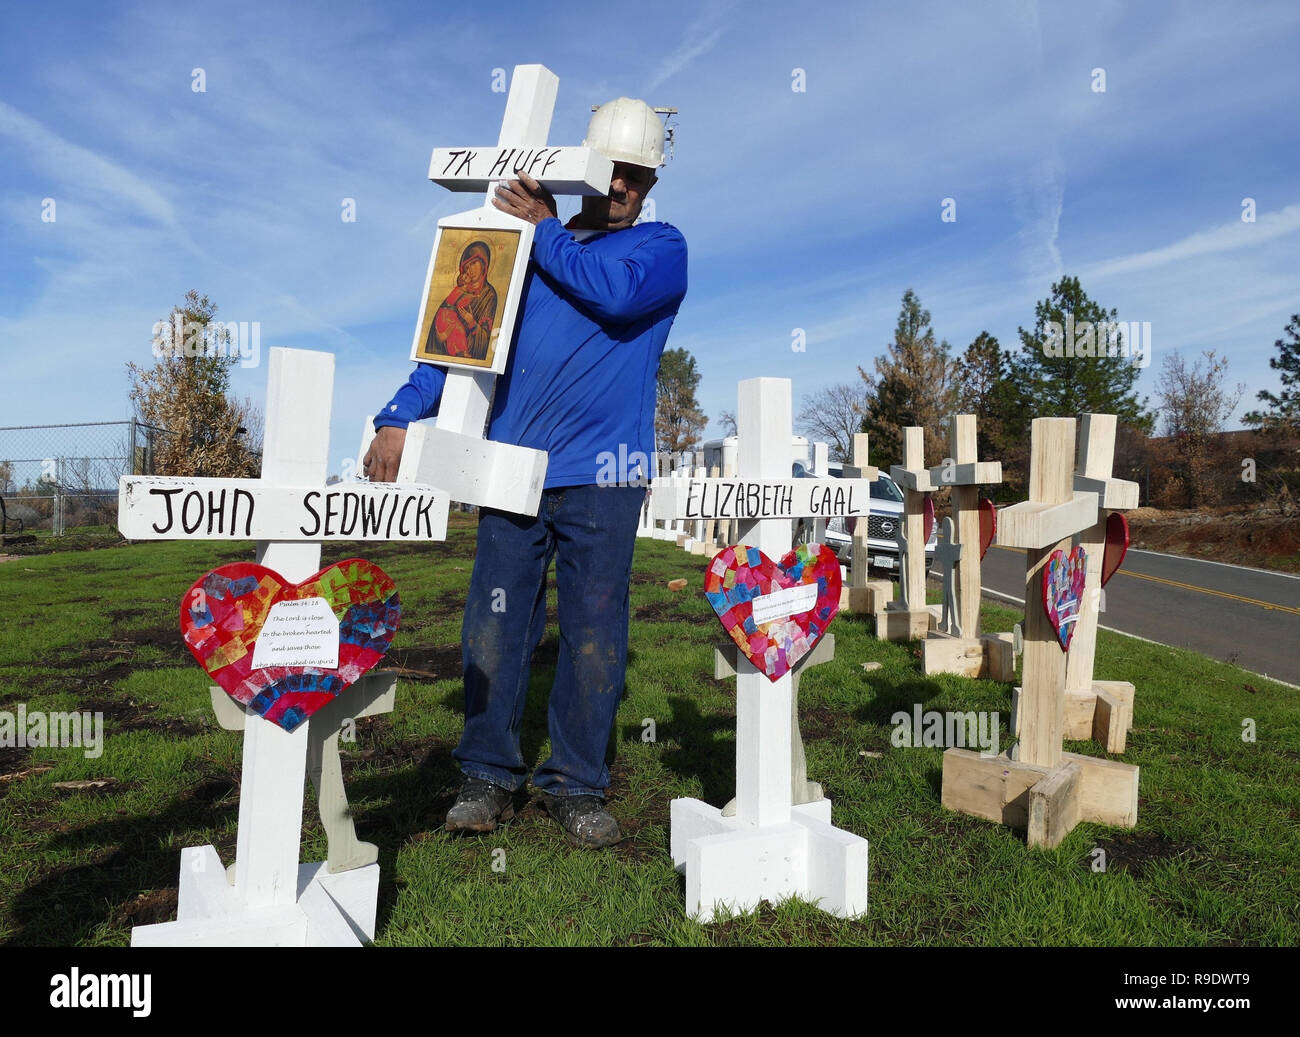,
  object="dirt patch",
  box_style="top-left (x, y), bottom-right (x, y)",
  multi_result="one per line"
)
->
top-left (633, 600), bottom-right (711, 624)
top-left (1086, 832), bottom-right (1198, 878)
top-left (708, 898), bottom-right (849, 945)
top-left (385, 644), bottom-right (461, 679)
top-left (1128, 507), bottom-right (1300, 572)
top-left (110, 888), bottom-right (179, 928)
